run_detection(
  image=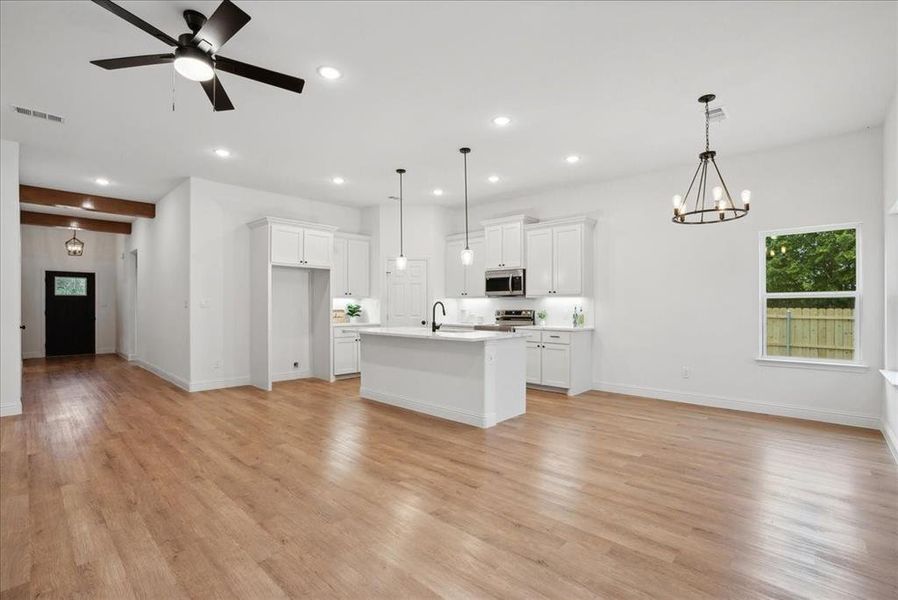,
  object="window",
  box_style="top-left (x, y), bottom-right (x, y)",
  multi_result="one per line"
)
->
top-left (54, 276), bottom-right (88, 296)
top-left (759, 224), bottom-right (860, 364)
